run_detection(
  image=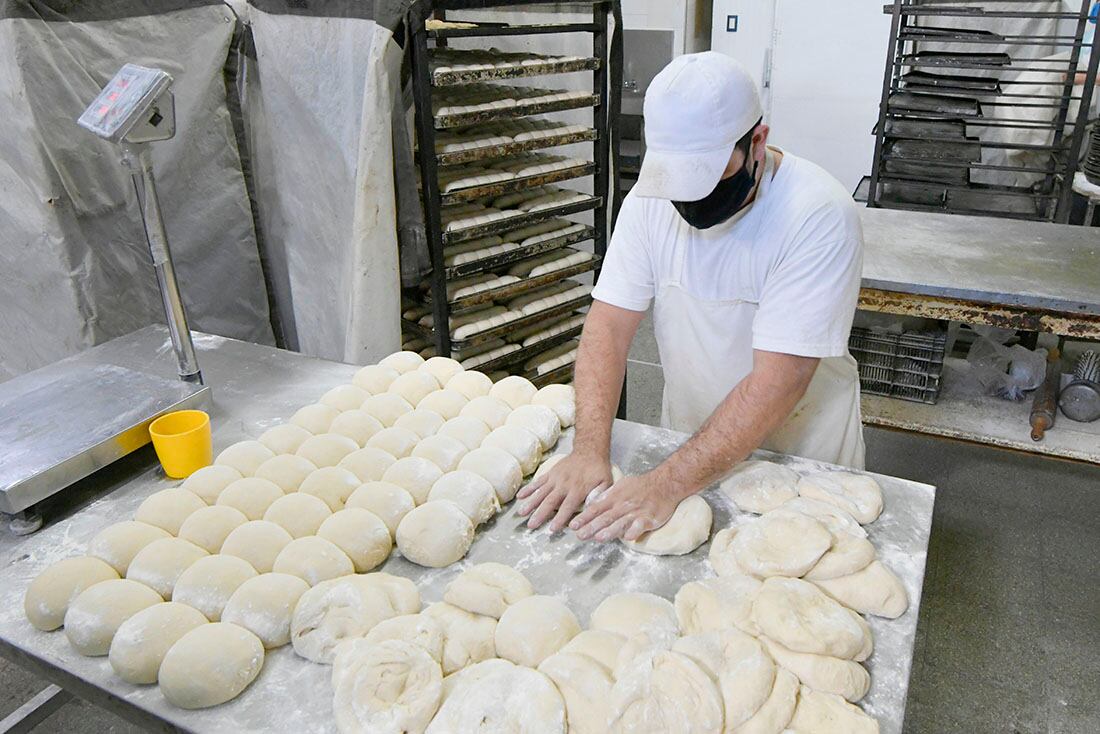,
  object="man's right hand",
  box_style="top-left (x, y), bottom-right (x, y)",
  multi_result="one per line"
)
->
top-left (516, 451), bottom-right (615, 532)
